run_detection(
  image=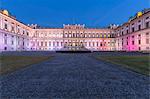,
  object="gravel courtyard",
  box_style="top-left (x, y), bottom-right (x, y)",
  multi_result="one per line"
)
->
top-left (0, 52), bottom-right (149, 99)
